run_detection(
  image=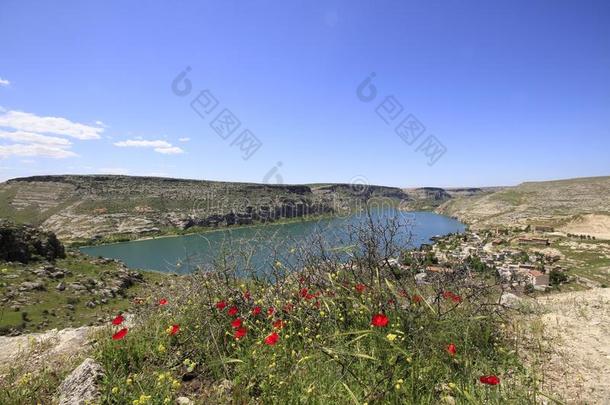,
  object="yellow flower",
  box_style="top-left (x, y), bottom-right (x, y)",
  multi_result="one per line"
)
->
top-left (126, 377), bottom-right (133, 385)
top-left (157, 344), bottom-right (166, 353)
top-left (111, 386), bottom-right (119, 394)
top-left (172, 379), bottom-right (181, 390)
top-left (386, 333), bottom-right (398, 342)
